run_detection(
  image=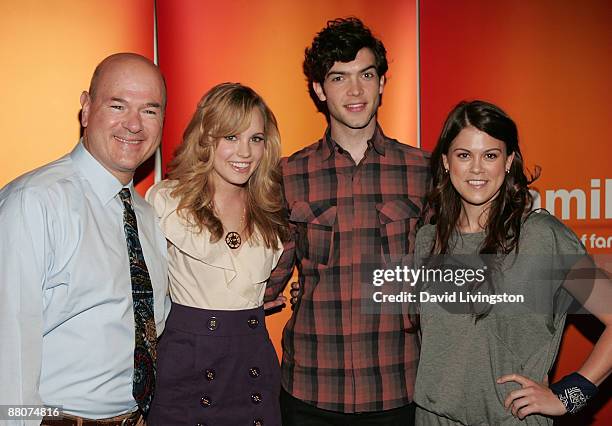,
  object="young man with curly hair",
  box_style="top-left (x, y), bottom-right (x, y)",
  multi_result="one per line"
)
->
top-left (266, 17), bottom-right (430, 425)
